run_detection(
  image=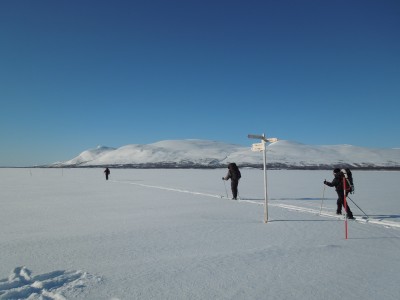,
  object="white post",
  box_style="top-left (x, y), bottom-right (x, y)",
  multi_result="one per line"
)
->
top-left (248, 133), bottom-right (278, 224)
top-left (262, 135), bottom-right (268, 223)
